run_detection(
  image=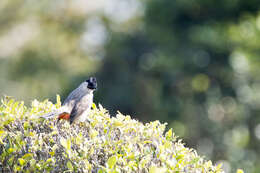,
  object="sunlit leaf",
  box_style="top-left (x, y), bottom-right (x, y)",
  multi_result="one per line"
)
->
top-left (67, 161), bottom-right (73, 170)
top-left (236, 169), bottom-right (244, 173)
top-left (149, 166), bottom-right (167, 173)
top-left (18, 158), bottom-right (26, 166)
top-left (107, 155), bottom-right (117, 169)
